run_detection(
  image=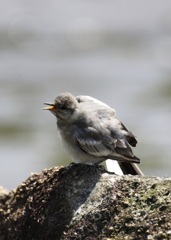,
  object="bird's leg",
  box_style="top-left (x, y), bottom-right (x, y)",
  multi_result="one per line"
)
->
top-left (94, 159), bottom-right (106, 166)
top-left (94, 160), bottom-right (116, 175)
